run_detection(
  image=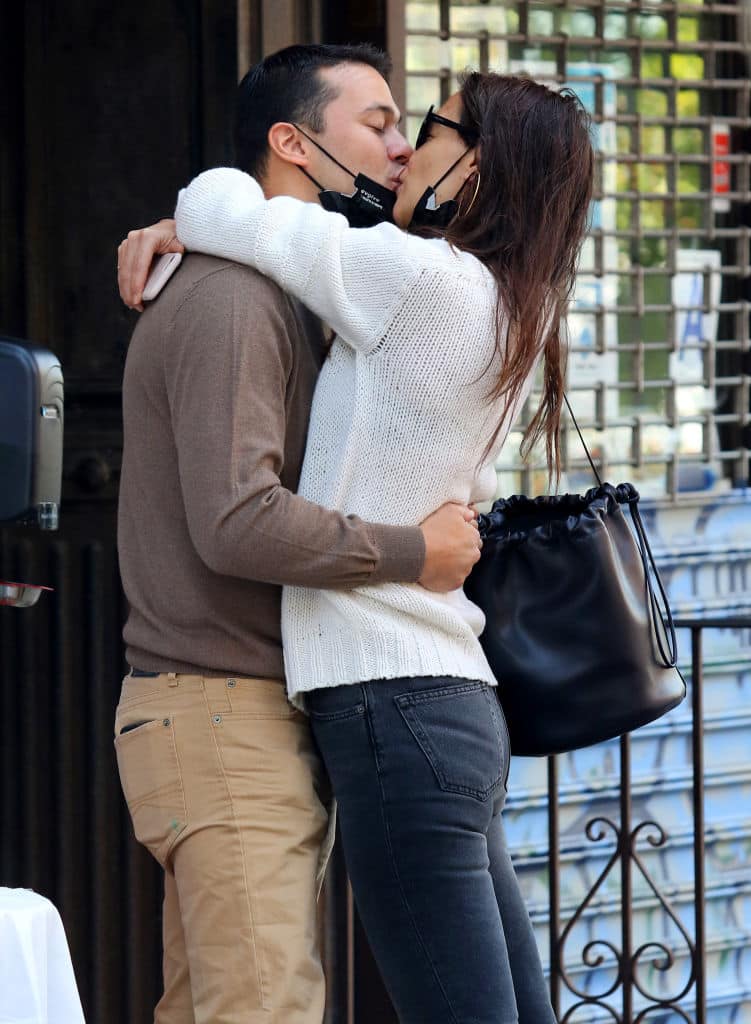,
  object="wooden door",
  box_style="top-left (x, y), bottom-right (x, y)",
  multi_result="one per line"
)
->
top-left (0, 4), bottom-right (236, 1021)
